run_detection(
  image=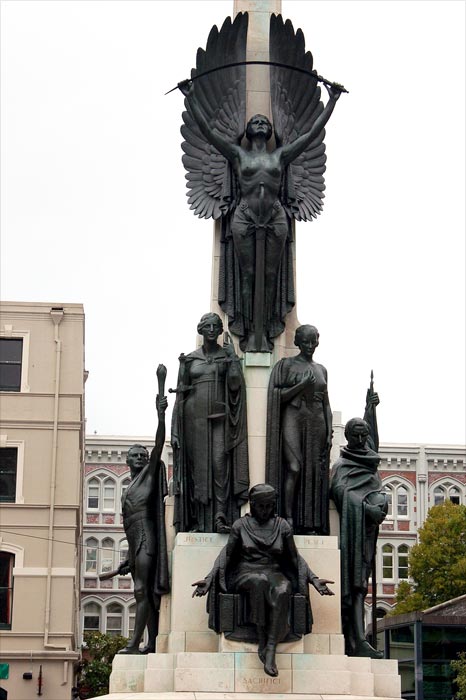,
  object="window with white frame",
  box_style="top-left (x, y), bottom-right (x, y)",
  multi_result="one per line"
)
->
top-left (85, 538), bottom-right (98, 574)
top-left (0, 552), bottom-right (15, 629)
top-left (106, 602), bottom-right (123, 636)
top-left (128, 603), bottom-right (136, 638)
top-left (86, 475), bottom-right (117, 512)
top-left (0, 448), bottom-right (17, 503)
top-left (0, 338), bottom-right (23, 392)
top-left (382, 544), bottom-right (393, 579)
top-left (120, 478), bottom-right (130, 513)
top-left (0, 331), bottom-right (30, 393)
top-left (87, 479), bottom-right (100, 510)
top-left (398, 544), bottom-right (409, 579)
top-left (83, 601), bottom-right (101, 632)
top-left (383, 480), bottom-right (411, 524)
top-left (101, 538), bottom-right (115, 574)
top-left (381, 542), bottom-right (411, 581)
top-left (433, 481), bottom-right (464, 506)
top-left (119, 539), bottom-right (129, 567)
top-left (103, 479), bottom-right (116, 511)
